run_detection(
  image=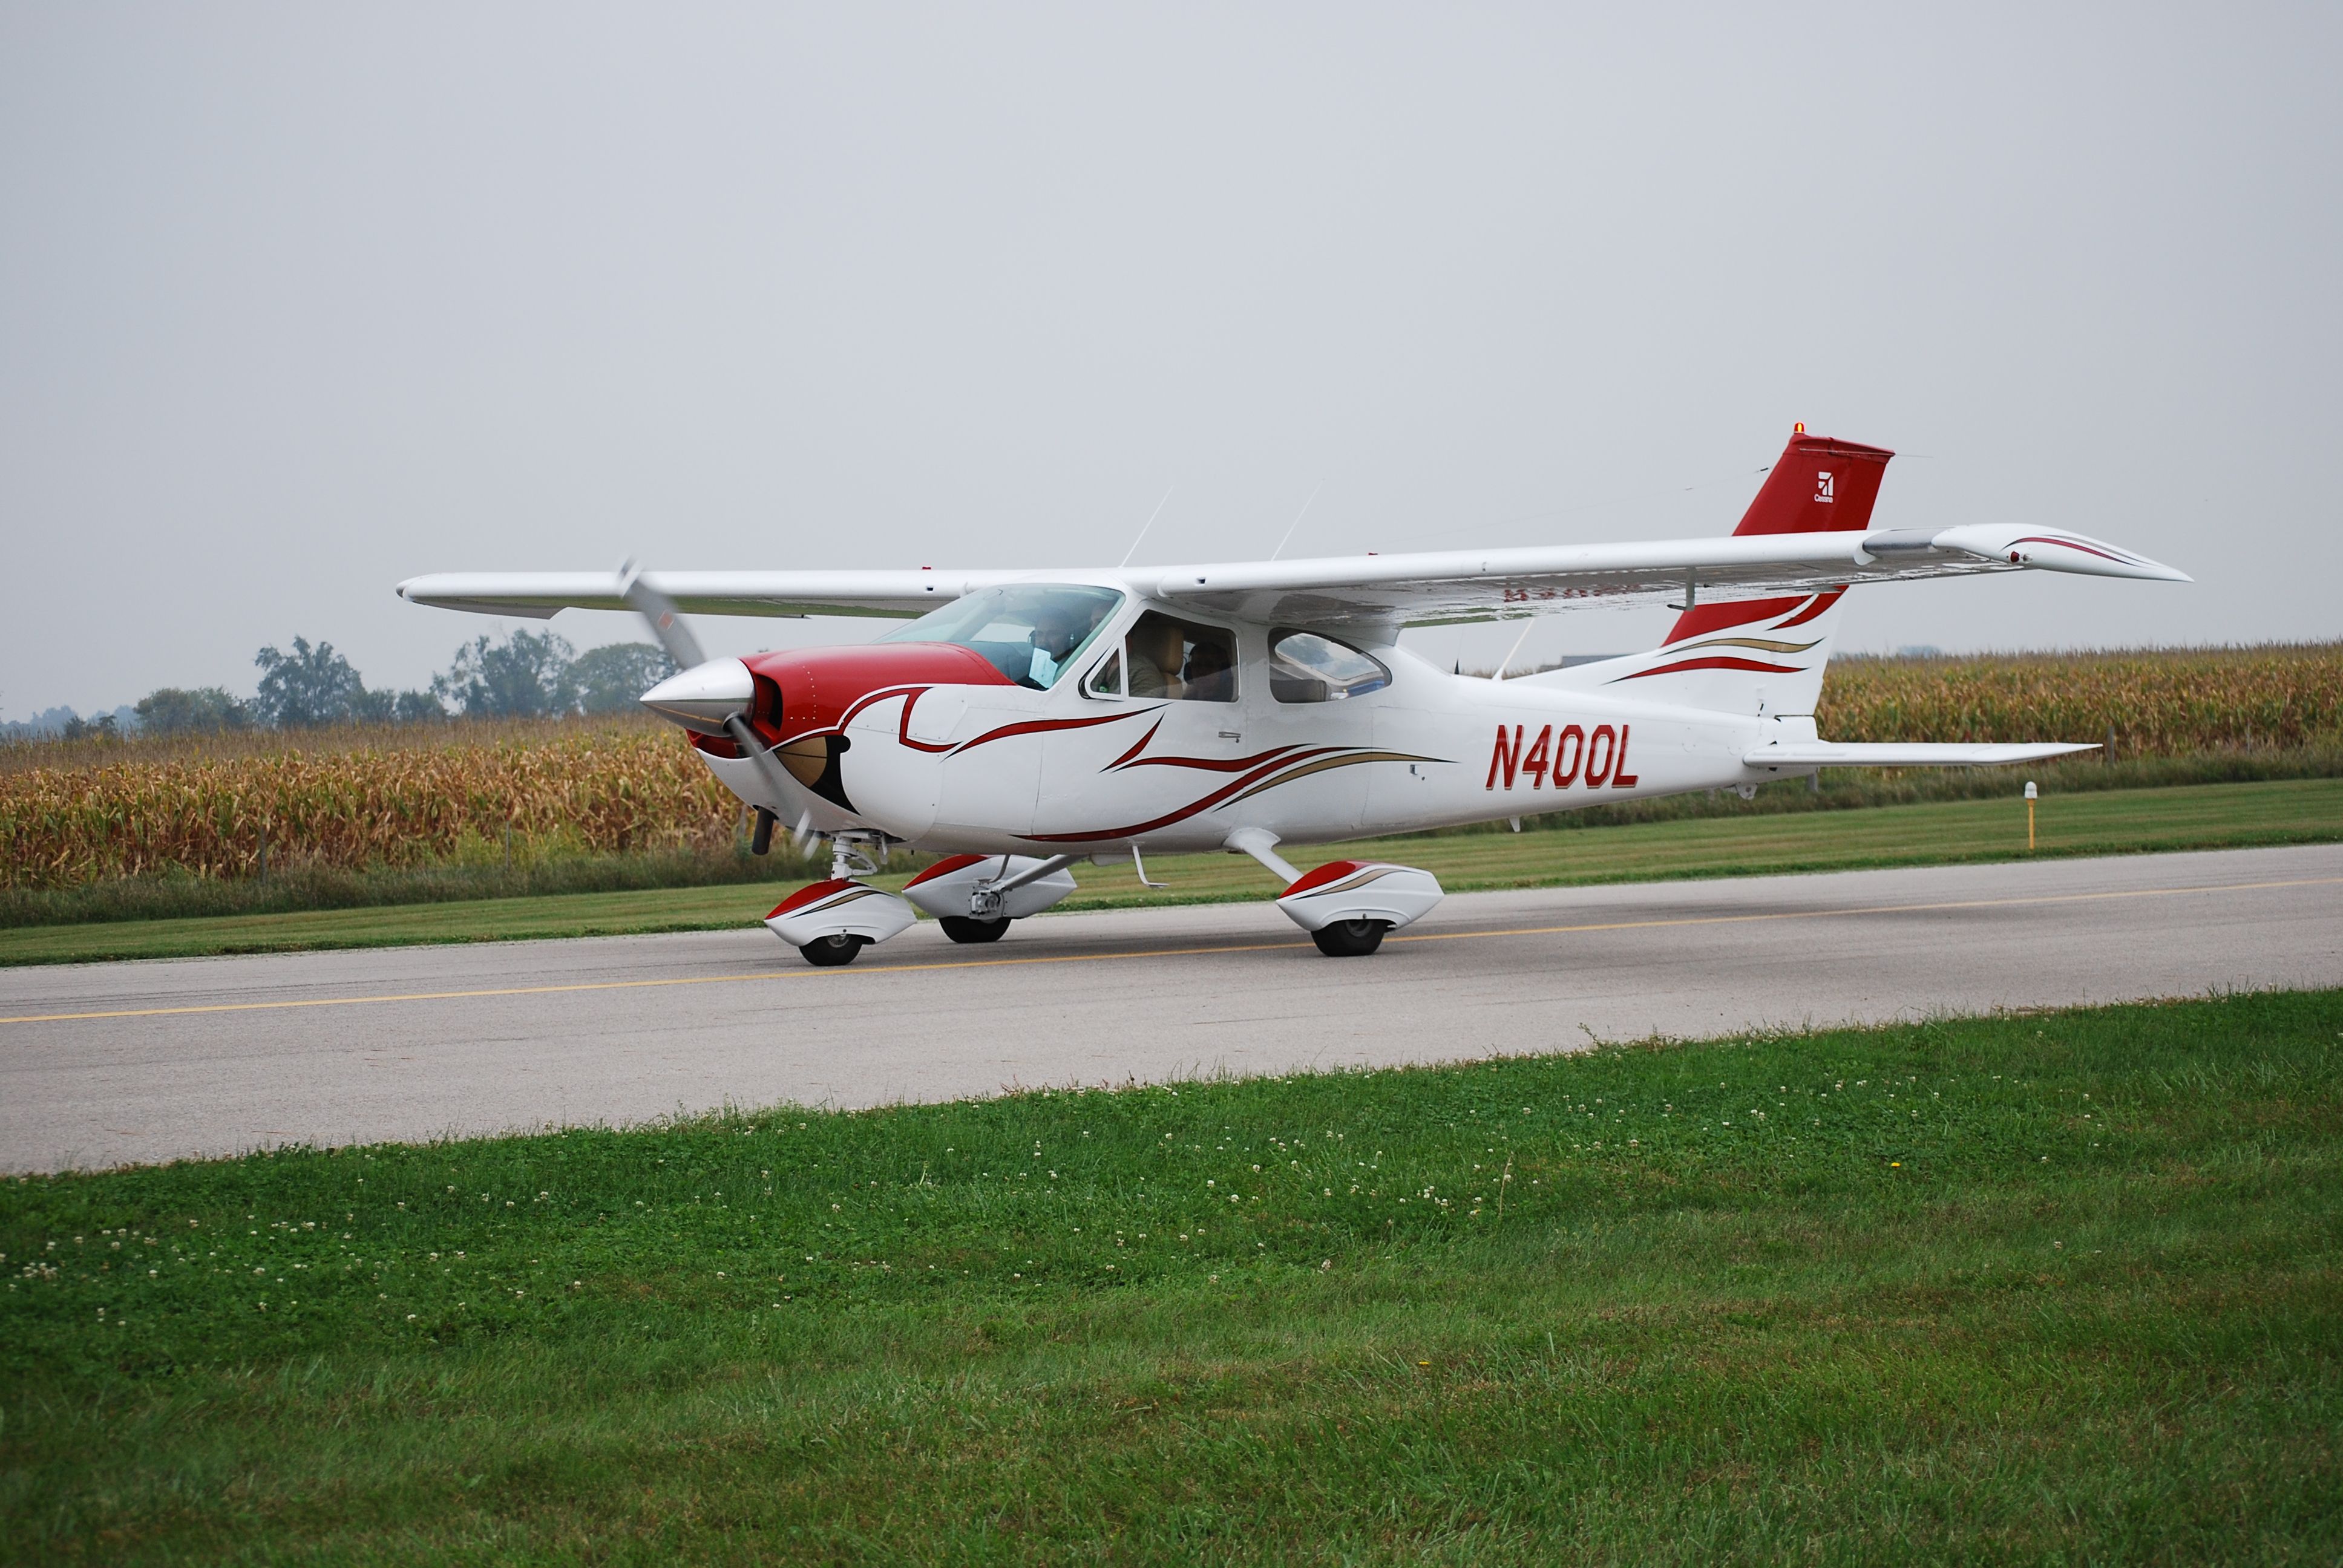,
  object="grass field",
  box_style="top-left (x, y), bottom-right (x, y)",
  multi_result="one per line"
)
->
top-left (6, 775), bottom-right (2338, 966)
top-left (3, 989), bottom-right (2337, 1562)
